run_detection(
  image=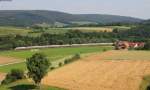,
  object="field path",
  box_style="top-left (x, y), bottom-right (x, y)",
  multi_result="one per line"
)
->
top-left (0, 56), bottom-right (20, 65)
top-left (42, 51), bottom-right (150, 90)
